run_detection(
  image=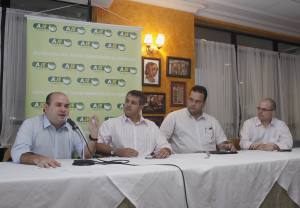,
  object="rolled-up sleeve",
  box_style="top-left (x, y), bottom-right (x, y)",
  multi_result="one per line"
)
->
top-left (214, 120), bottom-right (227, 145)
top-left (98, 120), bottom-right (112, 145)
top-left (159, 113), bottom-right (176, 142)
top-left (239, 120), bottom-right (252, 150)
top-left (153, 125), bottom-right (172, 152)
top-left (11, 120), bottom-right (34, 163)
top-left (274, 122), bottom-right (293, 150)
